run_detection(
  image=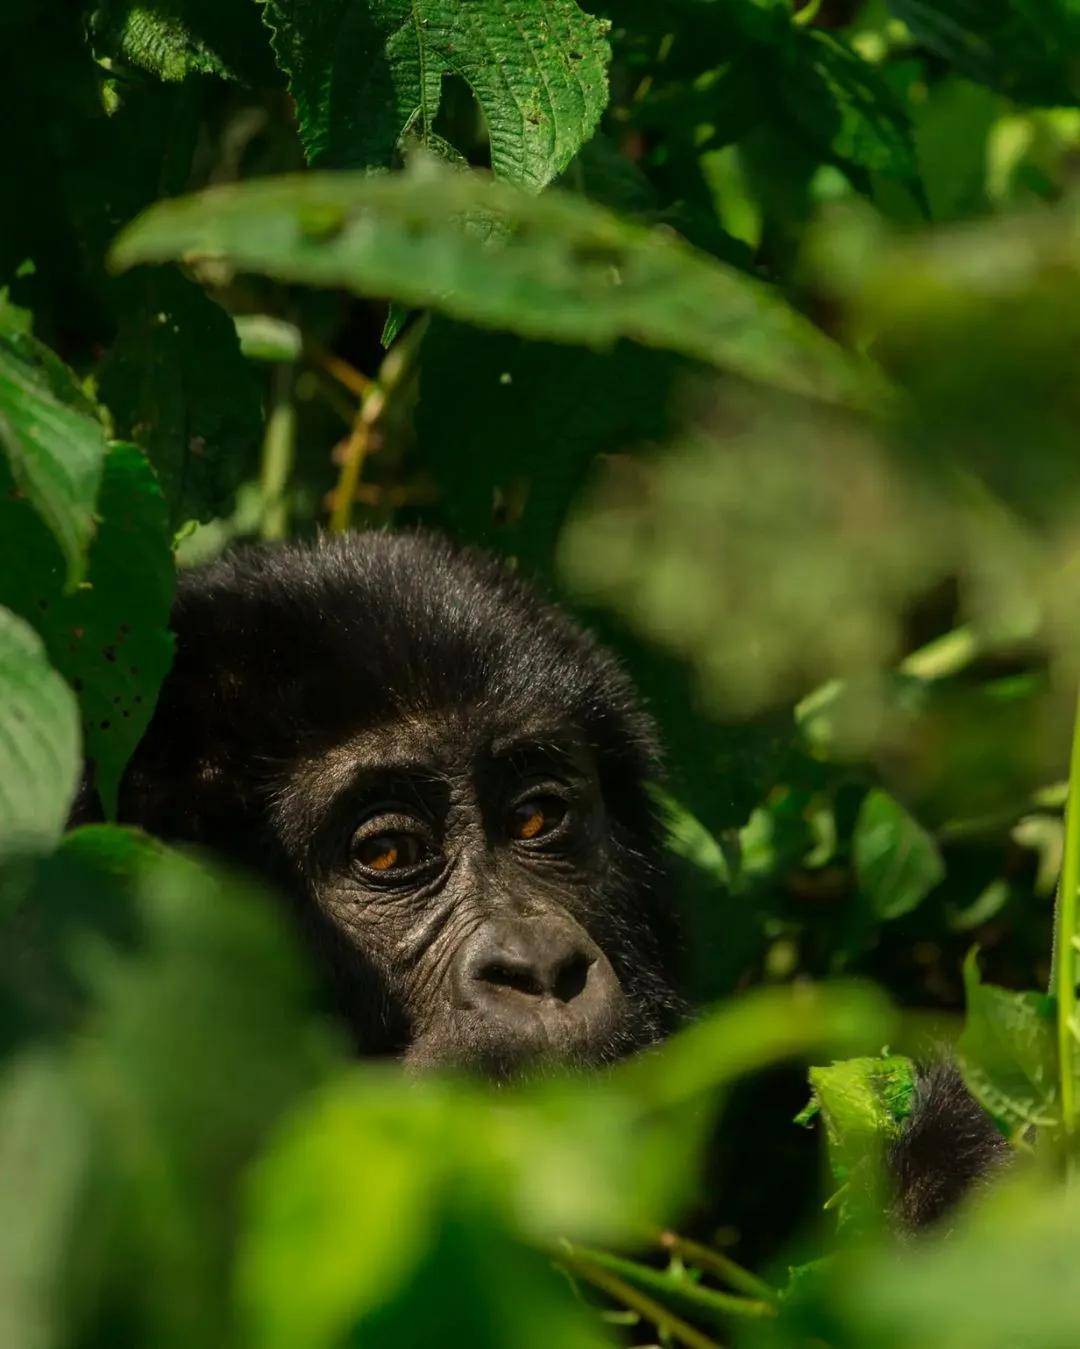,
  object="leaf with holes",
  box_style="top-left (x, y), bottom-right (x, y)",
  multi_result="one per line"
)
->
top-left (0, 442), bottom-right (174, 818)
top-left (0, 608), bottom-right (81, 857)
top-left (111, 160), bottom-right (879, 406)
top-left (260, 0), bottom-right (610, 189)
